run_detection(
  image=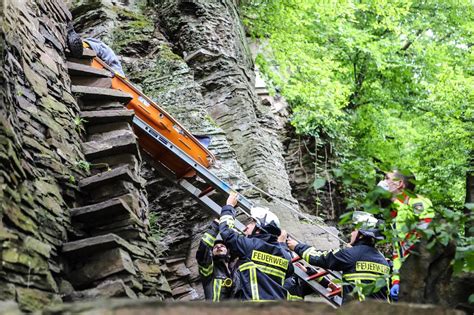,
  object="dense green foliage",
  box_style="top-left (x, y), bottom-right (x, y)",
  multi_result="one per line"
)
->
top-left (242, 0), bottom-right (474, 286)
top-left (242, 0), bottom-right (473, 210)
